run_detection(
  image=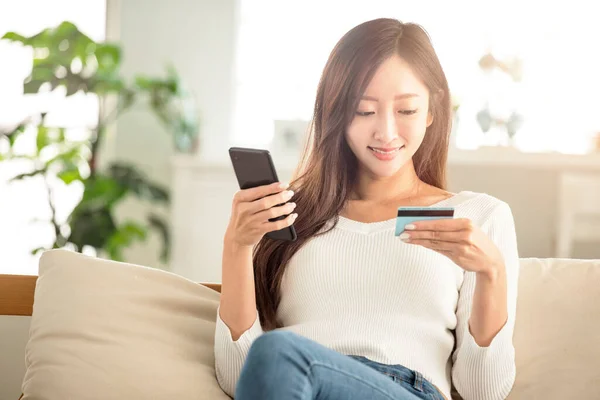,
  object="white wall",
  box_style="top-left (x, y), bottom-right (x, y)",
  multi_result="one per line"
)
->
top-left (103, 0), bottom-right (239, 269)
top-left (448, 165), bottom-right (600, 259)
